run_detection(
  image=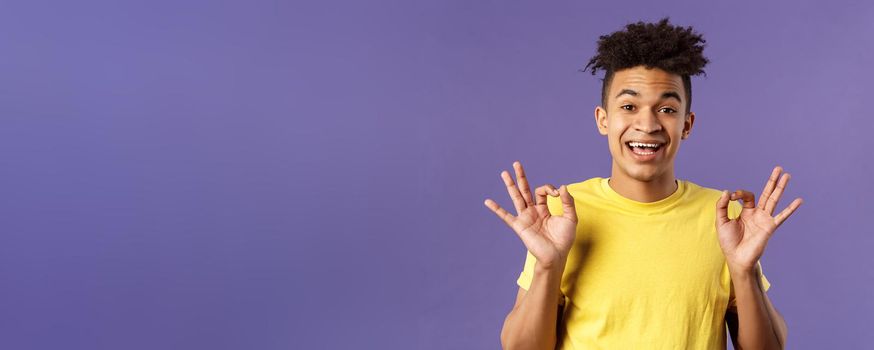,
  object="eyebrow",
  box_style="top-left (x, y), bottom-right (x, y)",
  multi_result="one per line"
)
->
top-left (661, 91), bottom-right (682, 103)
top-left (615, 89), bottom-right (683, 103)
top-left (615, 89), bottom-right (639, 99)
